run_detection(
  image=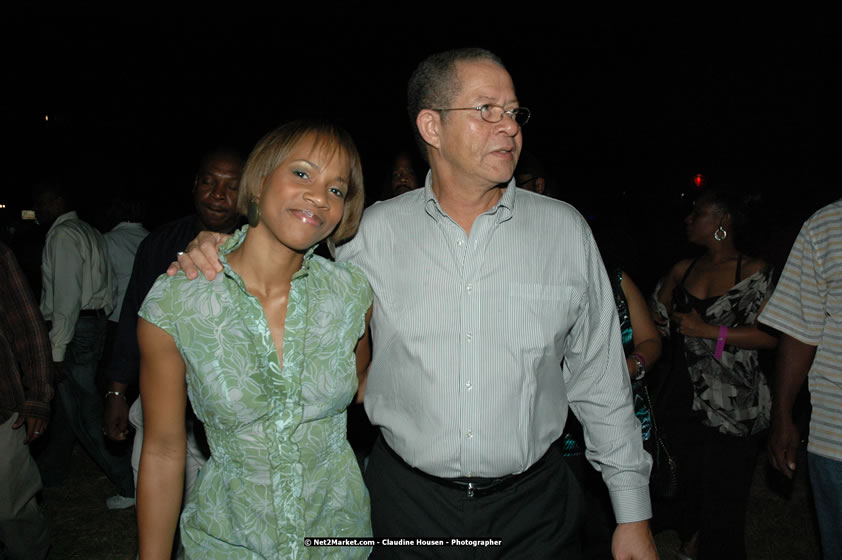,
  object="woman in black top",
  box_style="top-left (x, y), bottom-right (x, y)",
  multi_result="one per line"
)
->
top-left (652, 188), bottom-right (778, 560)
